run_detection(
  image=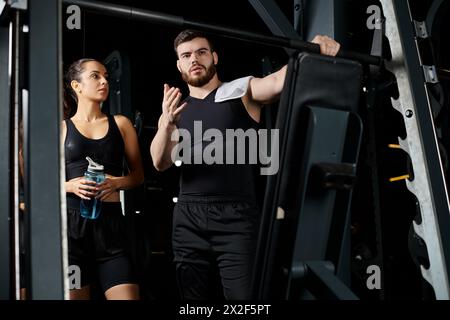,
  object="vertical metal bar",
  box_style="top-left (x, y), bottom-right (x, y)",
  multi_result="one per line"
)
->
top-left (27, 0), bottom-right (66, 299)
top-left (303, 0), bottom-right (346, 43)
top-left (293, 0), bottom-right (304, 38)
top-left (0, 20), bottom-right (12, 301)
top-left (12, 10), bottom-right (21, 301)
top-left (381, 0), bottom-right (450, 299)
